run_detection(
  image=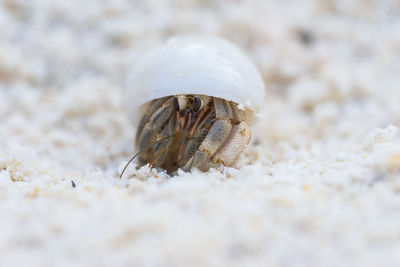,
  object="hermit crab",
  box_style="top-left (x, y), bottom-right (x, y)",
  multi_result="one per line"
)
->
top-left (121, 36), bottom-right (265, 176)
